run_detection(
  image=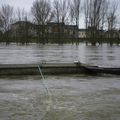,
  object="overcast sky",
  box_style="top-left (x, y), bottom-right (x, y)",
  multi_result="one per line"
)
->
top-left (0, 0), bottom-right (119, 28)
top-left (1, 0), bottom-right (119, 11)
top-left (1, 0), bottom-right (35, 11)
